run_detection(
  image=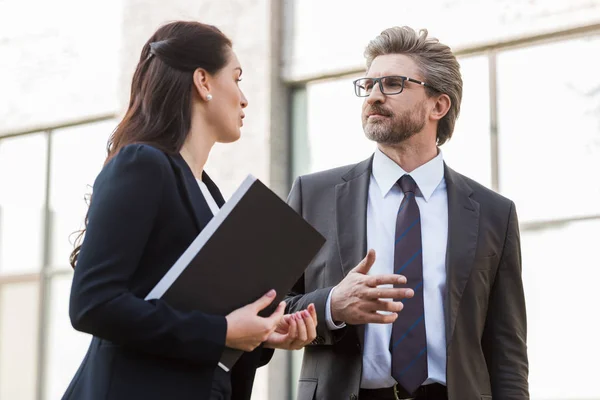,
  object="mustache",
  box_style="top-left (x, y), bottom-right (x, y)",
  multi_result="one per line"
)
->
top-left (365, 105), bottom-right (393, 117)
